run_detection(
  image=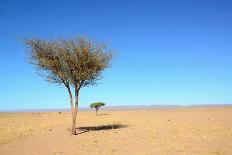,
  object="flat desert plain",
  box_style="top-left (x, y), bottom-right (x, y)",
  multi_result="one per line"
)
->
top-left (0, 107), bottom-right (232, 155)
